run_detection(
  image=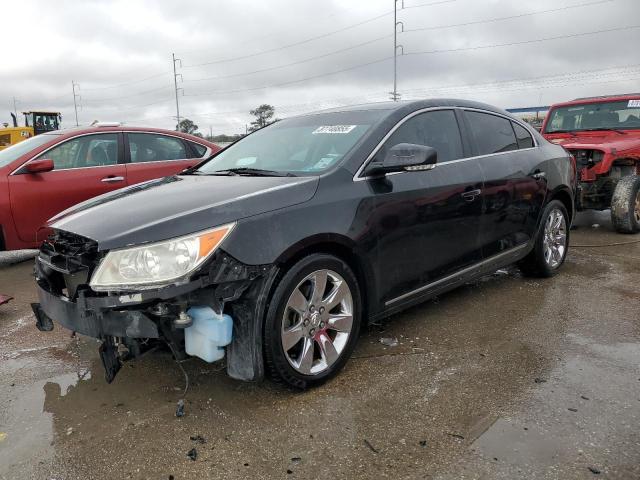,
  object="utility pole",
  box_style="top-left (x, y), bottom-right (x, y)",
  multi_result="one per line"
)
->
top-left (172, 53), bottom-right (183, 131)
top-left (12, 97), bottom-right (18, 119)
top-left (209, 125), bottom-right (213, 140)
top-left (390, 0), bottom-right (404, 101)
top-left (71, 81), bottom-right (80, 126)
